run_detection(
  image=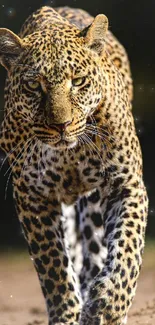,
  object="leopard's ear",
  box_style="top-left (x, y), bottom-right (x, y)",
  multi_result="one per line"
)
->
top-left (0, 28), bottom-right (23, 72)
top-left (80, 14), bottom-right (108, 55)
